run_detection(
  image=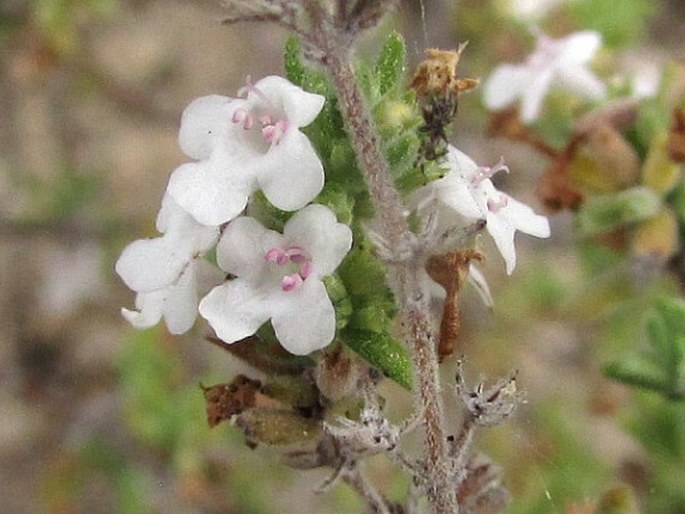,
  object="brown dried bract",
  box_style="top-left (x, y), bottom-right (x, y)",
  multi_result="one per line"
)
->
top-left (411, 44), bottom-right (479, 99)
top-left (426, 249), bottom-right (484, 362)
top-left (202, 374), bottom-right (279, 428)
top-left (668, 107), bottom-right (685, 162)
top-left (536, 134), bottom-right (585, 212)
top-left (488, 108), bottom-right (559, 159)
